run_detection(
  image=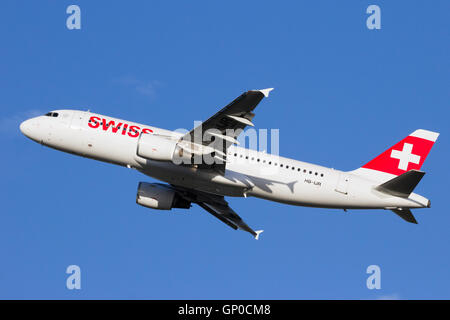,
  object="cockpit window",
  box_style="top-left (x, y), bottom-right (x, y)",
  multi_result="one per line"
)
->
top-left (45, 112), bottom-right (59, 117)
